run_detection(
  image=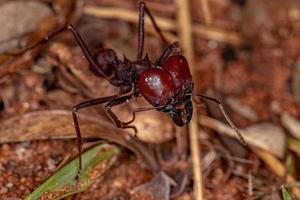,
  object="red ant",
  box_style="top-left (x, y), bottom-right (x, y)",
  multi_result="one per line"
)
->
top-left (9, 2), bottom-right (245, 170)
